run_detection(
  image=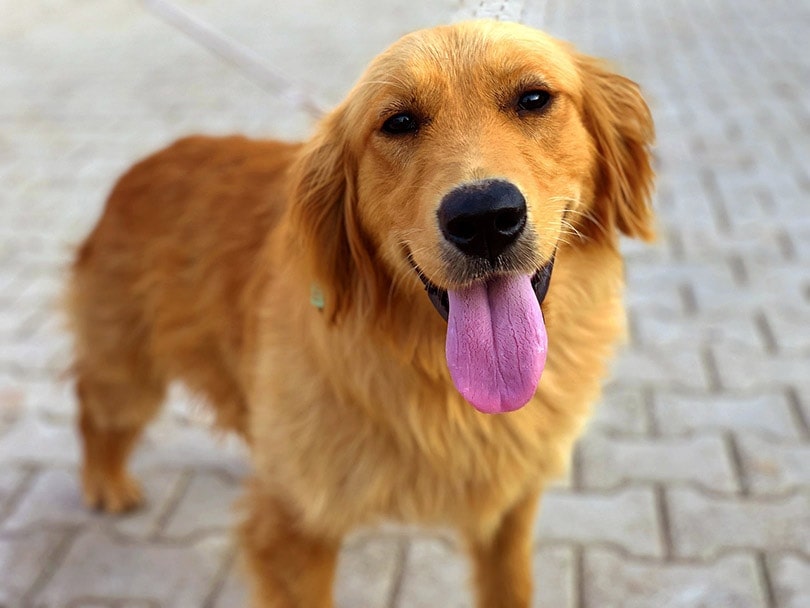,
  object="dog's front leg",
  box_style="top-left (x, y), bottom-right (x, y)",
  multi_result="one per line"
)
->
top-left (240, 483), bottom-right (339, 608)
top-left (465, 488), bottom-right (541, 608)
